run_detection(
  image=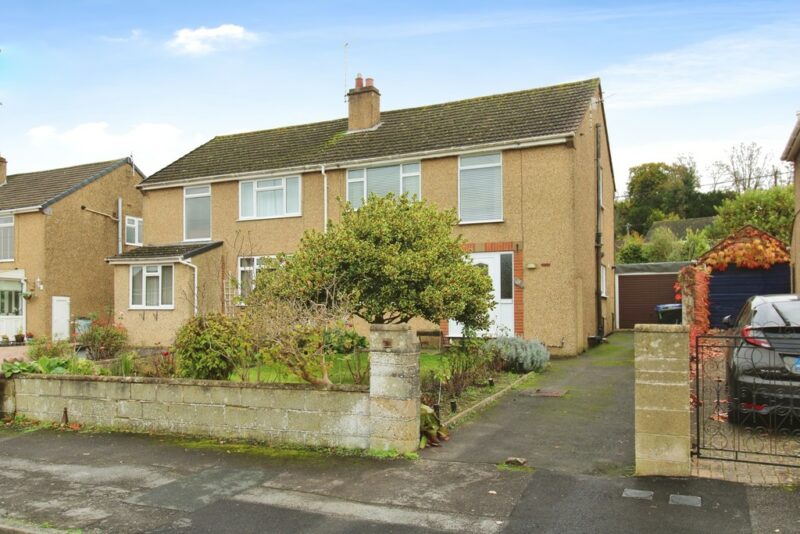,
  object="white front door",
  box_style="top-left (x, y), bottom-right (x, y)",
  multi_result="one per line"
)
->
top-left (449, 251), bottom-right (515, 337)
top-left (52, 296), bottom-right (70, 340)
